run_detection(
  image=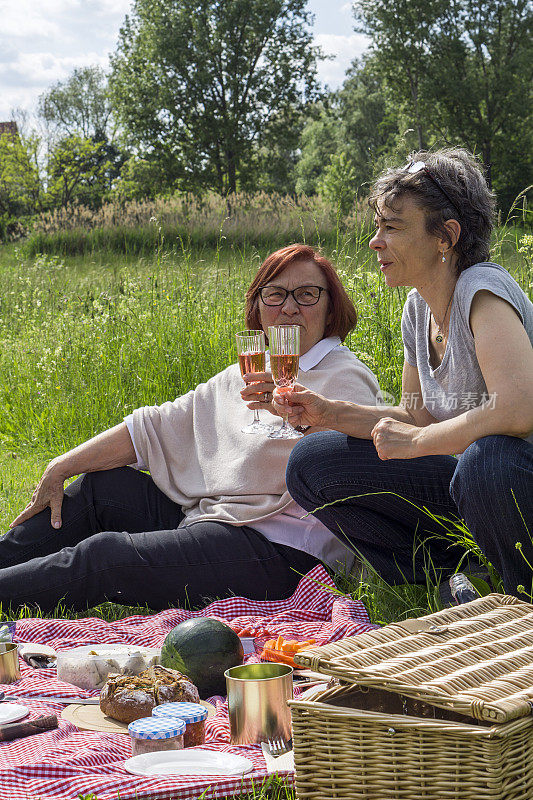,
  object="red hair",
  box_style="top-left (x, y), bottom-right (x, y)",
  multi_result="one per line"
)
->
top-left (245, 244), bottom-right (357, 341)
